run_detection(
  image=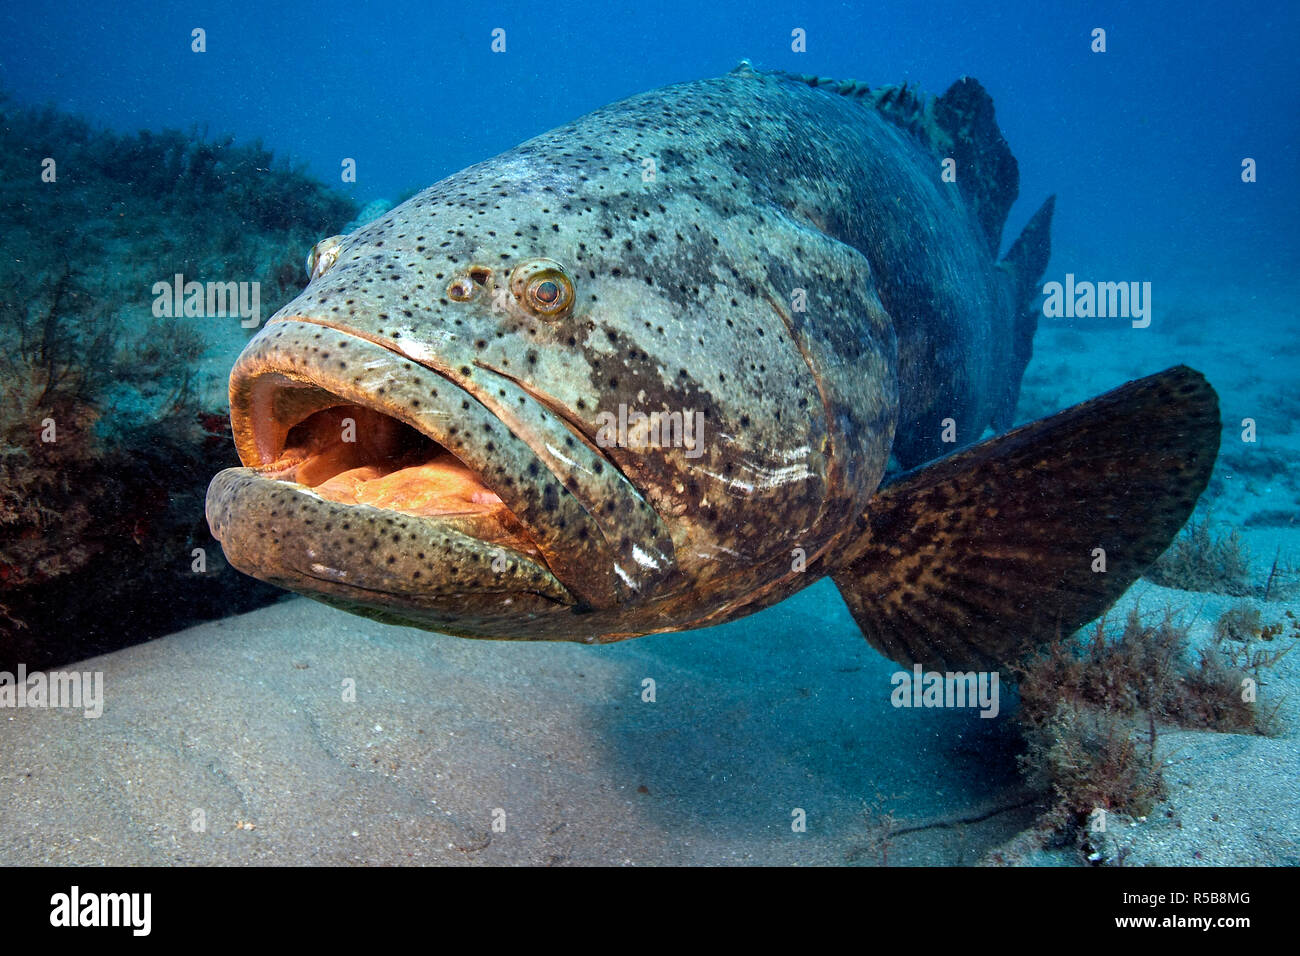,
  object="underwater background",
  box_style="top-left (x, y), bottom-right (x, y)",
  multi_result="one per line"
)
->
top-left (0, 0), bottom-right (1297, 865)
